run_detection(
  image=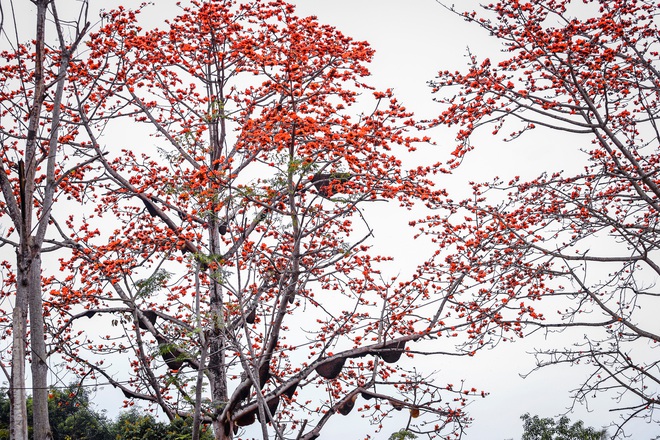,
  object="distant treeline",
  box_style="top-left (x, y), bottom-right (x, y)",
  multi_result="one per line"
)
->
top-left (0, 385), bottom-right (213, 440)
